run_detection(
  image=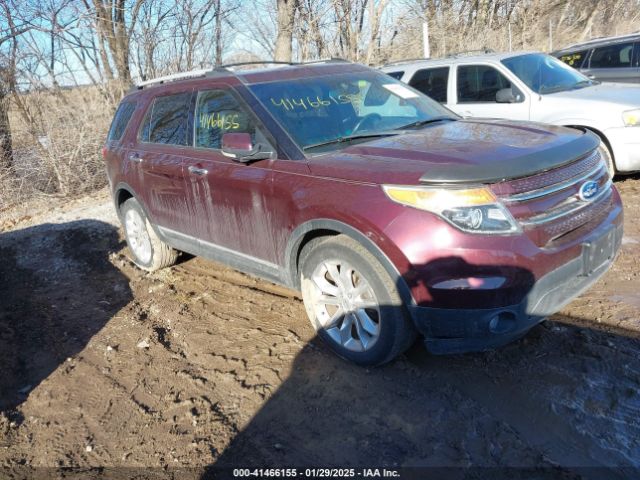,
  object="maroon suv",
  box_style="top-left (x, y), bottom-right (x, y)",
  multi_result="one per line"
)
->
top-left (104, 60), bottom-right (623, 365)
